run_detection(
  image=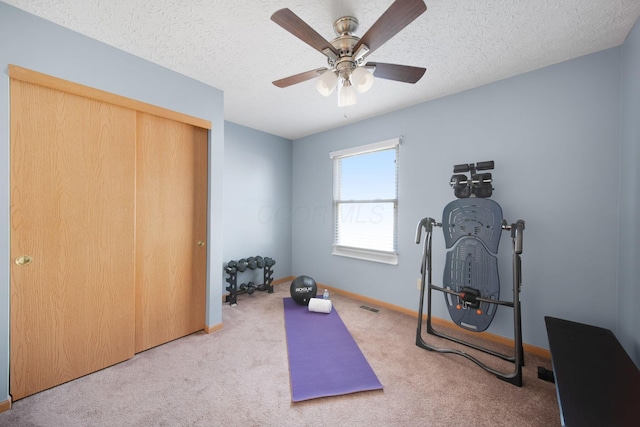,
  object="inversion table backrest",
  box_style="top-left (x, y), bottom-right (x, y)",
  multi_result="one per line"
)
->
top-left (442, 198), bottom-right (503, 332)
